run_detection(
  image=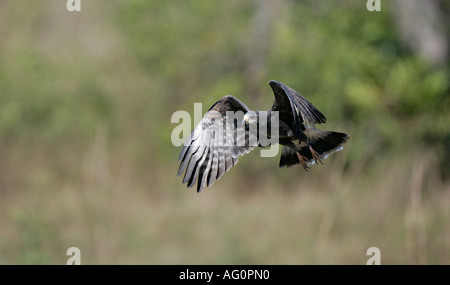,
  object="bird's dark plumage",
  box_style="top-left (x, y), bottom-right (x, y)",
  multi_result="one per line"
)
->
top-left (177, 80), bottom-right (349, 192)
